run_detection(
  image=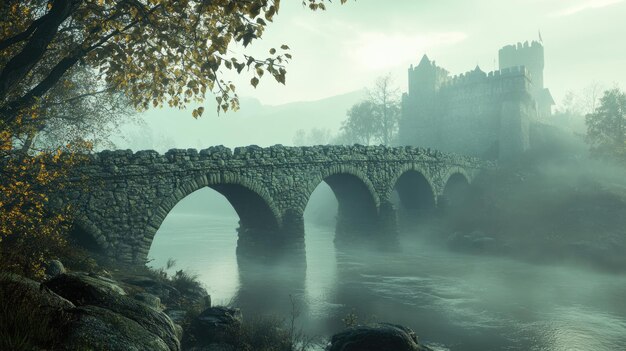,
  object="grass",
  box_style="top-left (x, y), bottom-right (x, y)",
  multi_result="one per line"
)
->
top-left (170, 269), bottom-right (202, 294)
top-left (0, 274), bottom-right (70, 351)
top-left (225, 314), bottom-right (319, 351)
top-left (225, 295), bottom-right (319, 351)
